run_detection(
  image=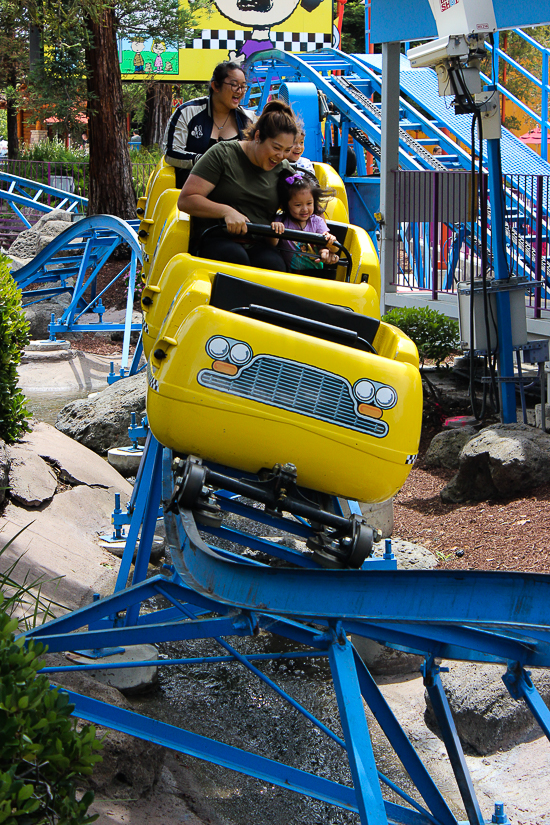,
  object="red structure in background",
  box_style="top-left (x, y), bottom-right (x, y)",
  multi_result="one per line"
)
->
top-left (336, 0), bottom-right (348, 41)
